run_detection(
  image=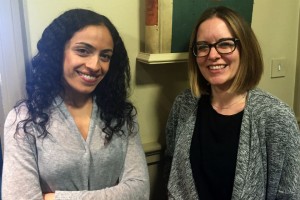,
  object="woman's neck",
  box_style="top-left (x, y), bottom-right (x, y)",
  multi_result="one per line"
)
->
top-left (210, 89), bottom-right (247, 115)
top-left (63, 93), bottom-right (93, 141)
top-left (62, 91), bottom-right (93, 109)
